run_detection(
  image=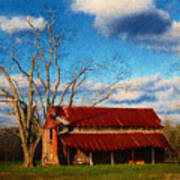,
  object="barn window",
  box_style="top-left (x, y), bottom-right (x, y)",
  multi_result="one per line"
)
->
top-left (50, 129), bottom-right (53, 141)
